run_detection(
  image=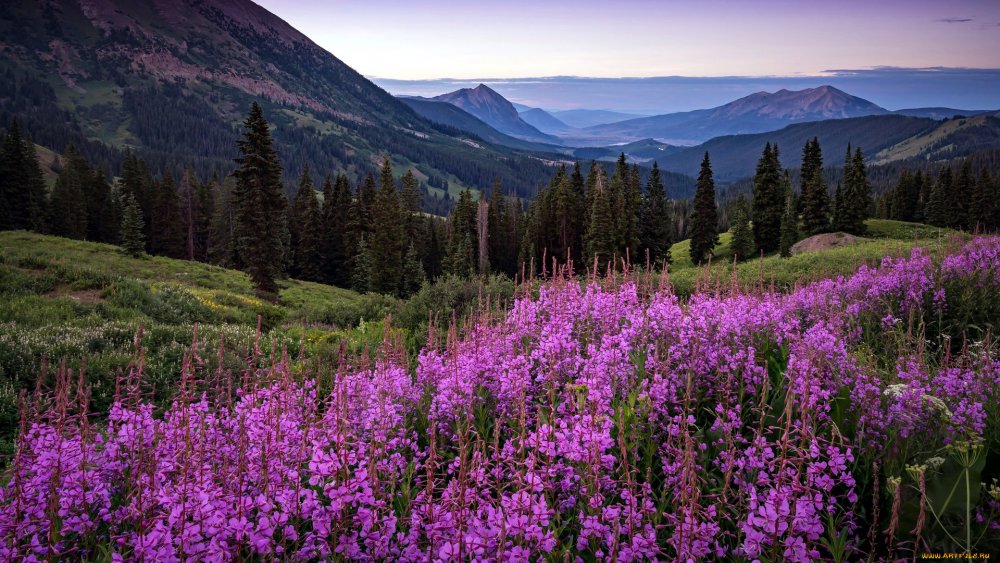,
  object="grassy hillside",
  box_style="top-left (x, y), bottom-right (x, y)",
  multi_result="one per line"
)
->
top-left (0, 231), bottom-right (396, 450)
top-left (665, 219), bottom-right (962, 295)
